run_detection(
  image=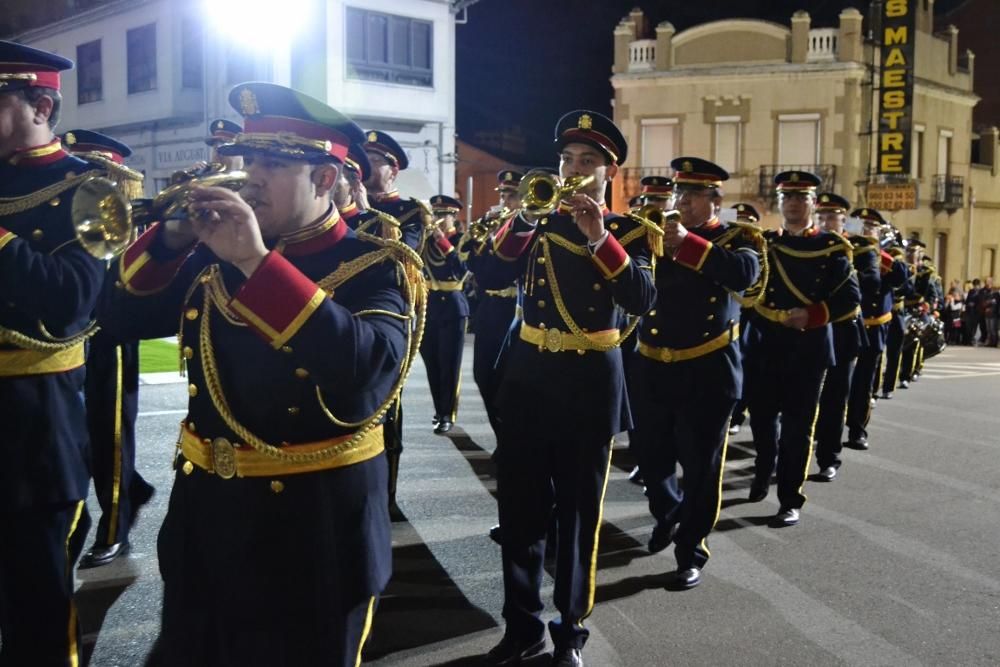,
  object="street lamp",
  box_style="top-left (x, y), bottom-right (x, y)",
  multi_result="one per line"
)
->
top-left (202, 0), bottom-right (312, 48)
